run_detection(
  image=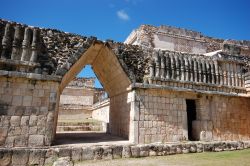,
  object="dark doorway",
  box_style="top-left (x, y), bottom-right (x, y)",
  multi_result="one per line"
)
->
top-left (186, 99), bottom-right (197, 141)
